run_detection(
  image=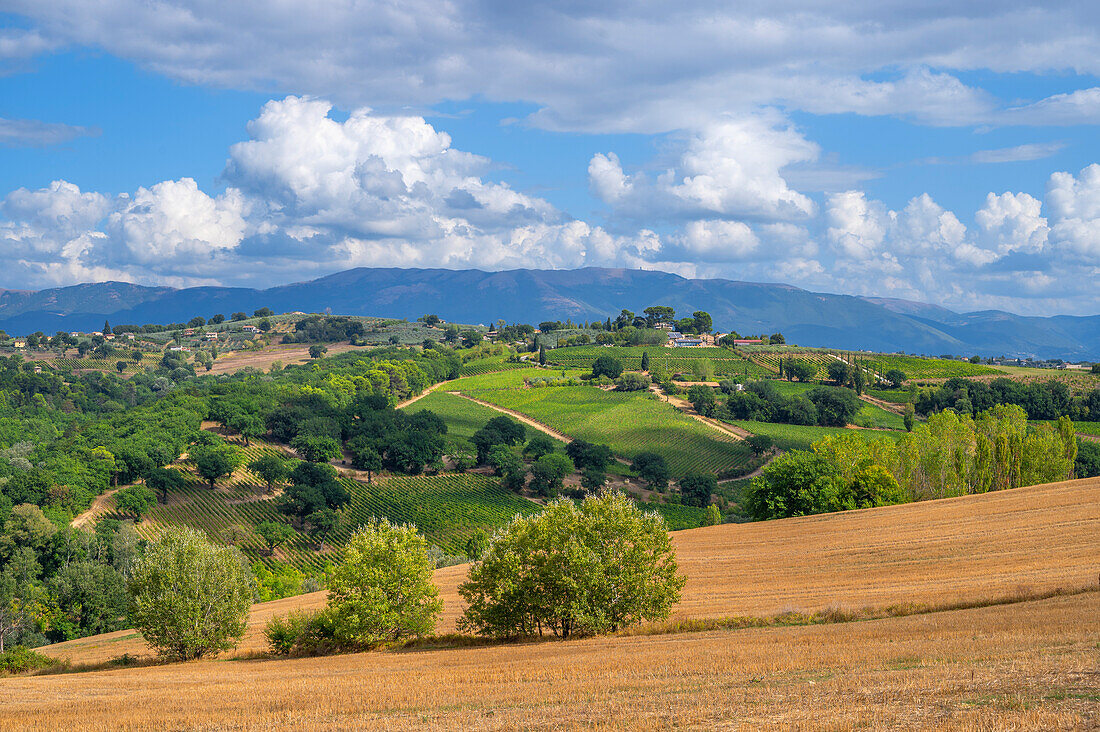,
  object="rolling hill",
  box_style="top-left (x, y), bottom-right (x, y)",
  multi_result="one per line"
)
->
top-left (17, 476), bottom-right (1100, 730)
top-left (3, 267), bottom-right (1099, 359)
